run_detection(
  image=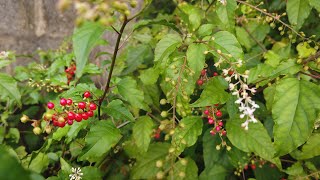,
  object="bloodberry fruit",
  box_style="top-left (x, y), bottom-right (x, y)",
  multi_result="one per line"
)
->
top-left (60, 98), bottom-right (67, 106)
top-left (218, 121), bottom-right (223, 126)
top-left (67, 119), bottom-right (74, 125)
top-left (89, 103), bottom-right (97, 111)
top-left (47, 102), bottom-right (55, 109)
top-left (204, 109), bottom-right (209, 115)
top-left (87, 110), bottom-right (94, 117)
top-left (83, 91), bottom-right (91, 98)
top-left (216, 110), bottom-right (222, 117)
top-left (67, 112), bottom-right (75, 120)
top-left (57, 121), bottom-right (66, 128)
top-left (251, 164), bottom-right (256, 170)
top-left (213, 72), bottom-right (218, 76)
top-left (82, 112), bottom-right (89, 120)
top-left (66, 98), bottom-right (73, 105)
top-left (75, 113), bottom-right (82, 122)
top-left (201, 69), bottom-right (206, 76)
top-left (197, 79), bottom-right (204, 86)
top-left (208, 118), bottom-right (214, 124)
top-left (78, 102), bottom-right (86, 109)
